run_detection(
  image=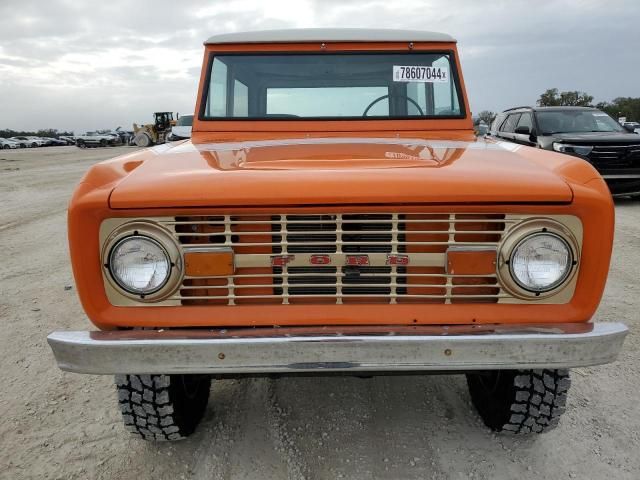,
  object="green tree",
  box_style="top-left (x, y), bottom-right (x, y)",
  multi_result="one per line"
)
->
top-left (537, 88), bottom-right (561, 106)
top-left (1, 128), bottom-right (74, 139)
top-left (537, 89), bottom-right (594, 107)
top-left (475, 110), bottom-right (497, 126)
top-left (559, 91), bottom-right (593, 106)
top-left (596, 97), bottom-right (640, 122)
